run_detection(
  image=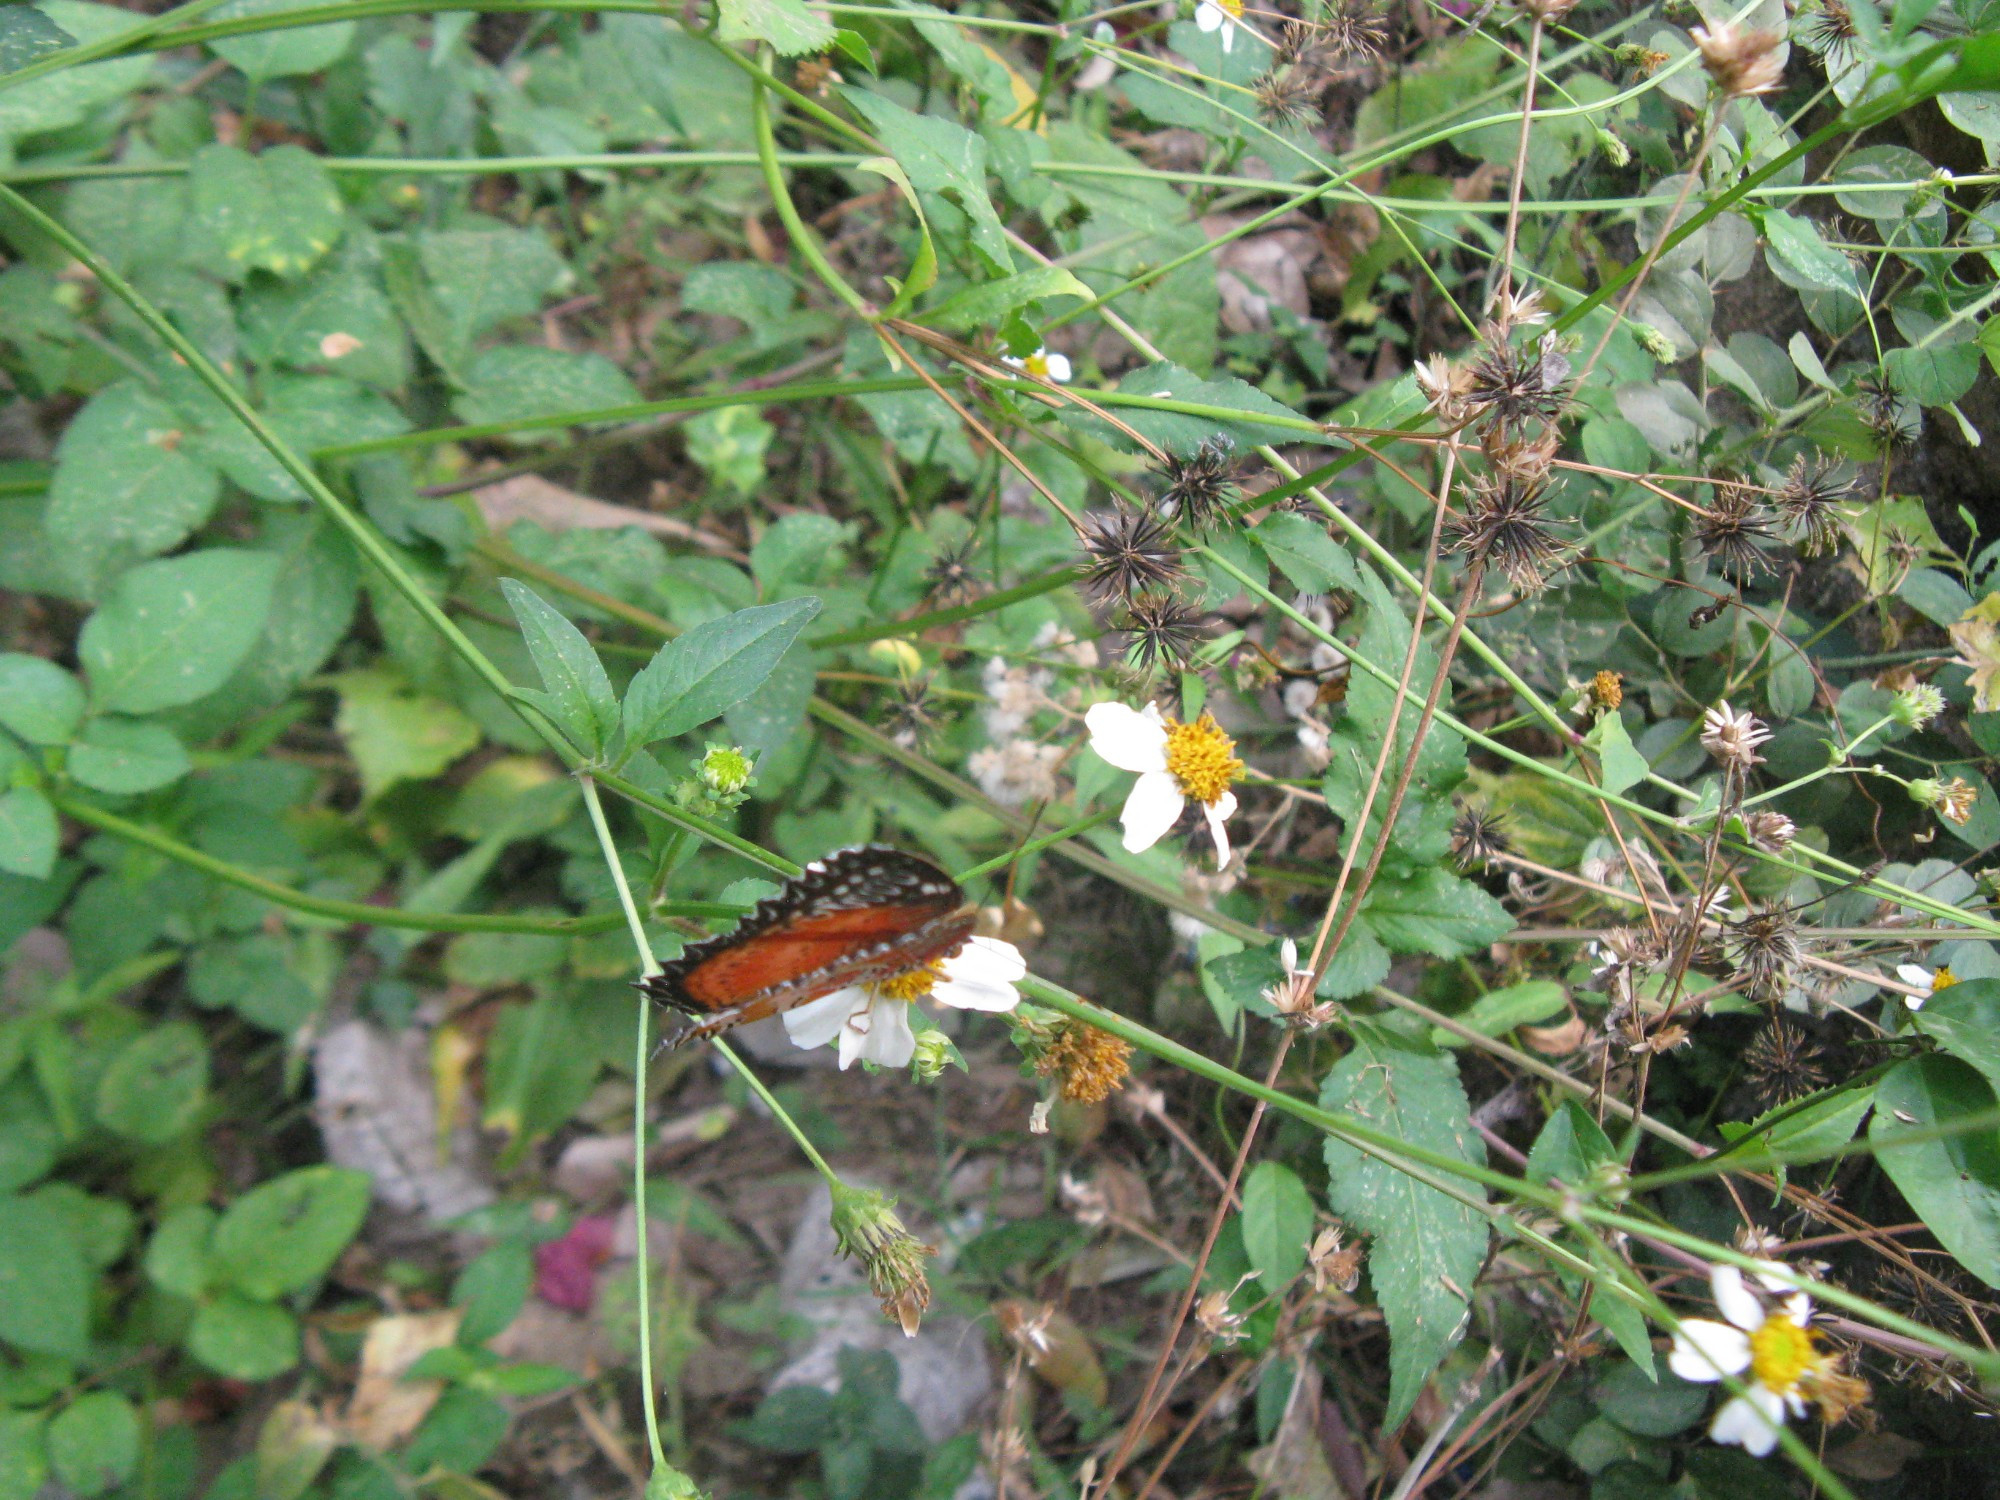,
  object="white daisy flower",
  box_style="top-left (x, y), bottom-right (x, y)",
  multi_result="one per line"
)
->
top-left (1085, 701), bottom-right (1243, 867)
top-left (1668, 1263), bottom-right (1830, 1457)
top-left (1002, 346), bottom-right (1071, 383)
top-left (782, 936), bottom-right (1026, 1070)
top-left (1194, 0), bottom-right (1245, 51)
top-left (1894, 962), bottom-right (1956, 1010)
